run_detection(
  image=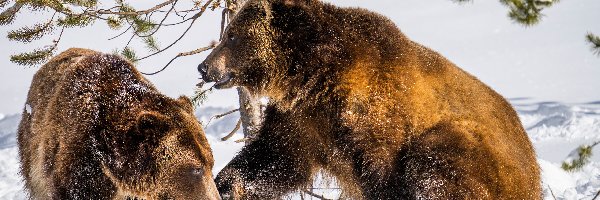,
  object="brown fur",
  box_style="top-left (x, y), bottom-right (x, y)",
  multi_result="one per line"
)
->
top-left (18, 48), bottom-right (220, 199)
top-left (199, 0), bottom-right (541, 199)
